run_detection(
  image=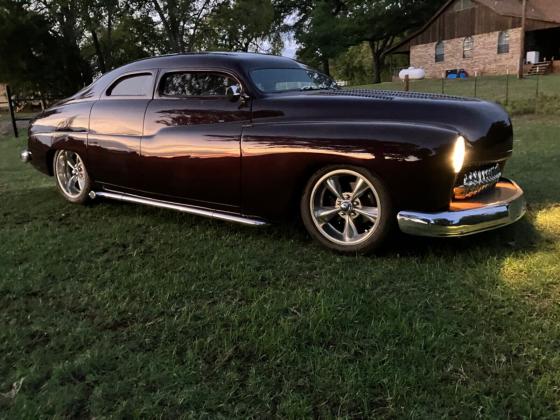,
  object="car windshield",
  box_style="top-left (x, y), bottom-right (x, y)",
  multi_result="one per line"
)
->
top-left (250, 68), bottom-right (339, 93)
